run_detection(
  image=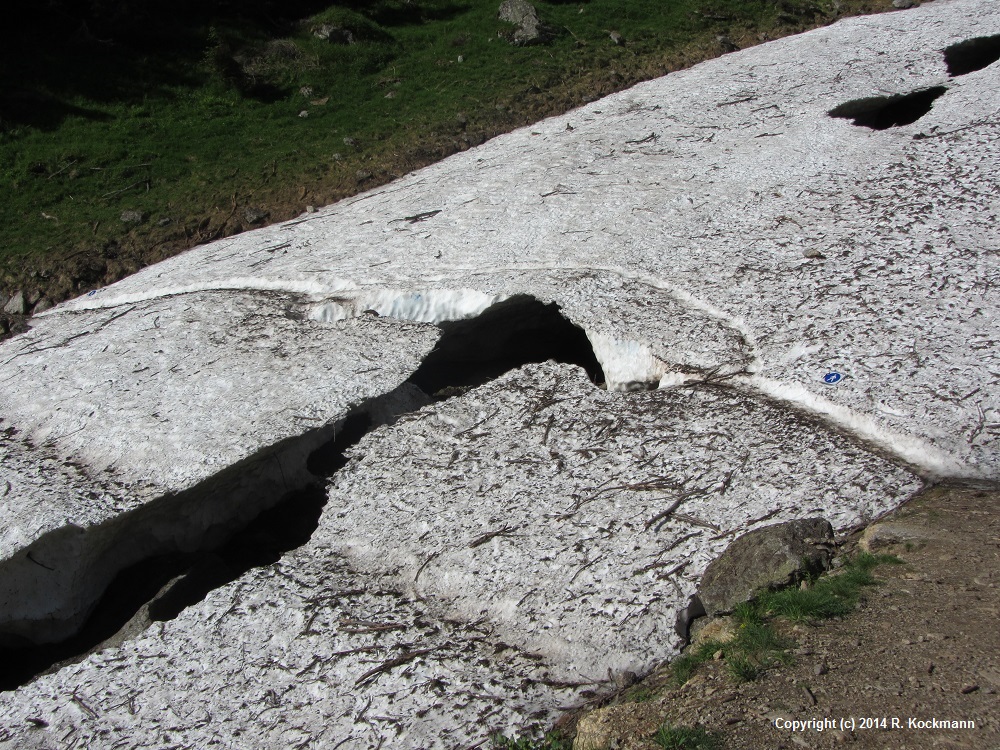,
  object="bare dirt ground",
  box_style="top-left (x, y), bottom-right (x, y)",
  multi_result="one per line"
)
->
top-left (562, 483), bottom-right (1000, 750)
